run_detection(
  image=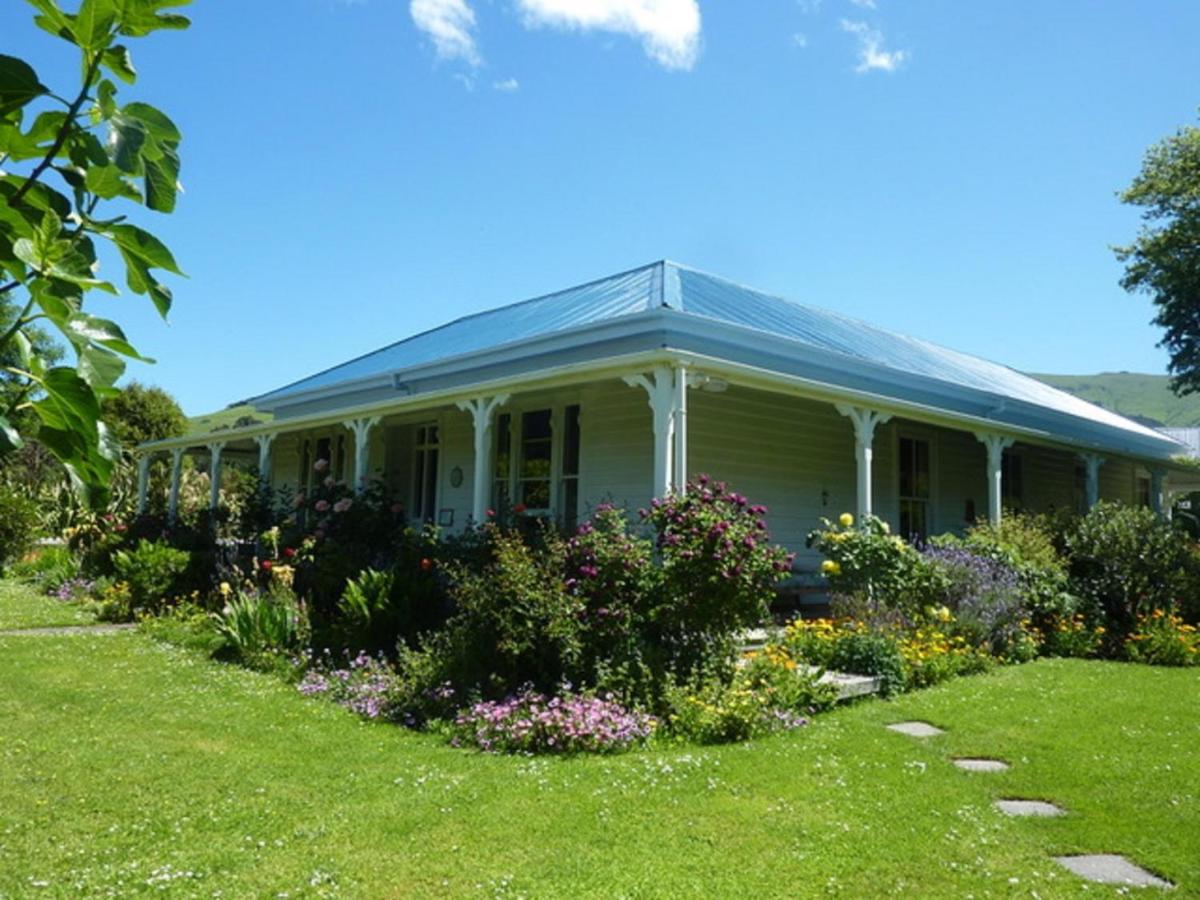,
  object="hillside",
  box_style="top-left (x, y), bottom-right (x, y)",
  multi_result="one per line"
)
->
top-left (186, 404), bottom-right (273, 436)
top-left (1031, 372), bottom-right (1200, 428)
